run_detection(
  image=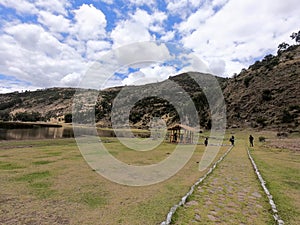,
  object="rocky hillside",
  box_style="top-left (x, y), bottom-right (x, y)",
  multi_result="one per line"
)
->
top-left (224, 44), bottom-right (300, 131)
top-left (0, 45), bottom-right (299, 131)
